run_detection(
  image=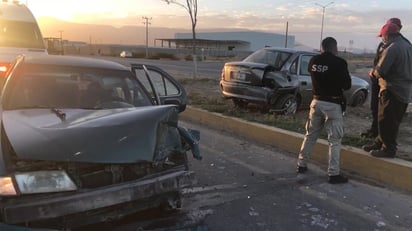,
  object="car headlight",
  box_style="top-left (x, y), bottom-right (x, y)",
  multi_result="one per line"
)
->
top-left (0, 171), bottom-right (77, 196)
